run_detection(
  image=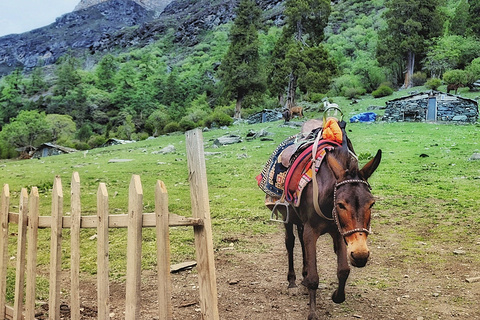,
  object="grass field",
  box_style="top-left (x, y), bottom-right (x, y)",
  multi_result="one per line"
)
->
top-left (1, 86), bottom-right (479, 304)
